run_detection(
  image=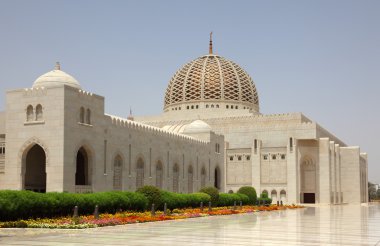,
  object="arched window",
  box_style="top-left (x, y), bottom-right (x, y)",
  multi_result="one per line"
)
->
top-left (26, 105), bottom-right (34, 122)
top-left (201, 166), bottom-right (206, 188)
top-left (136, 158), bottom-right (144, 189)
top-left (173, 163), bottom-right (179, 192)
top-left (156, 161), bottom-right (163, 189)
top-left (206, 105), bottom-right (209, 108)
top-left (188, 165), bottom-right (193, 193)
top-left (80, 107), bottom-right (85, 123)
top-left (86, 109), bottom-right (91, 124)
top-left (216, 104), bottom-right (219, 108)
top-left (35, 104), bottom-right (43, 121)
top-left (113, 155), bottom-right (123, 190)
